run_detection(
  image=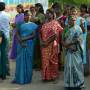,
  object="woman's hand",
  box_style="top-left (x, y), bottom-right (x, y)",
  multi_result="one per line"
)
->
top-left (40, 41), bottom-right (48, 48)
top-left (21, 42), bottom-right (27, 48)
top-left (61, 40), bottom-right (69, 48)
top-left (80, 18), bottom-right (86, 33)
top-left (19, 39), bottom-right (27, 48)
